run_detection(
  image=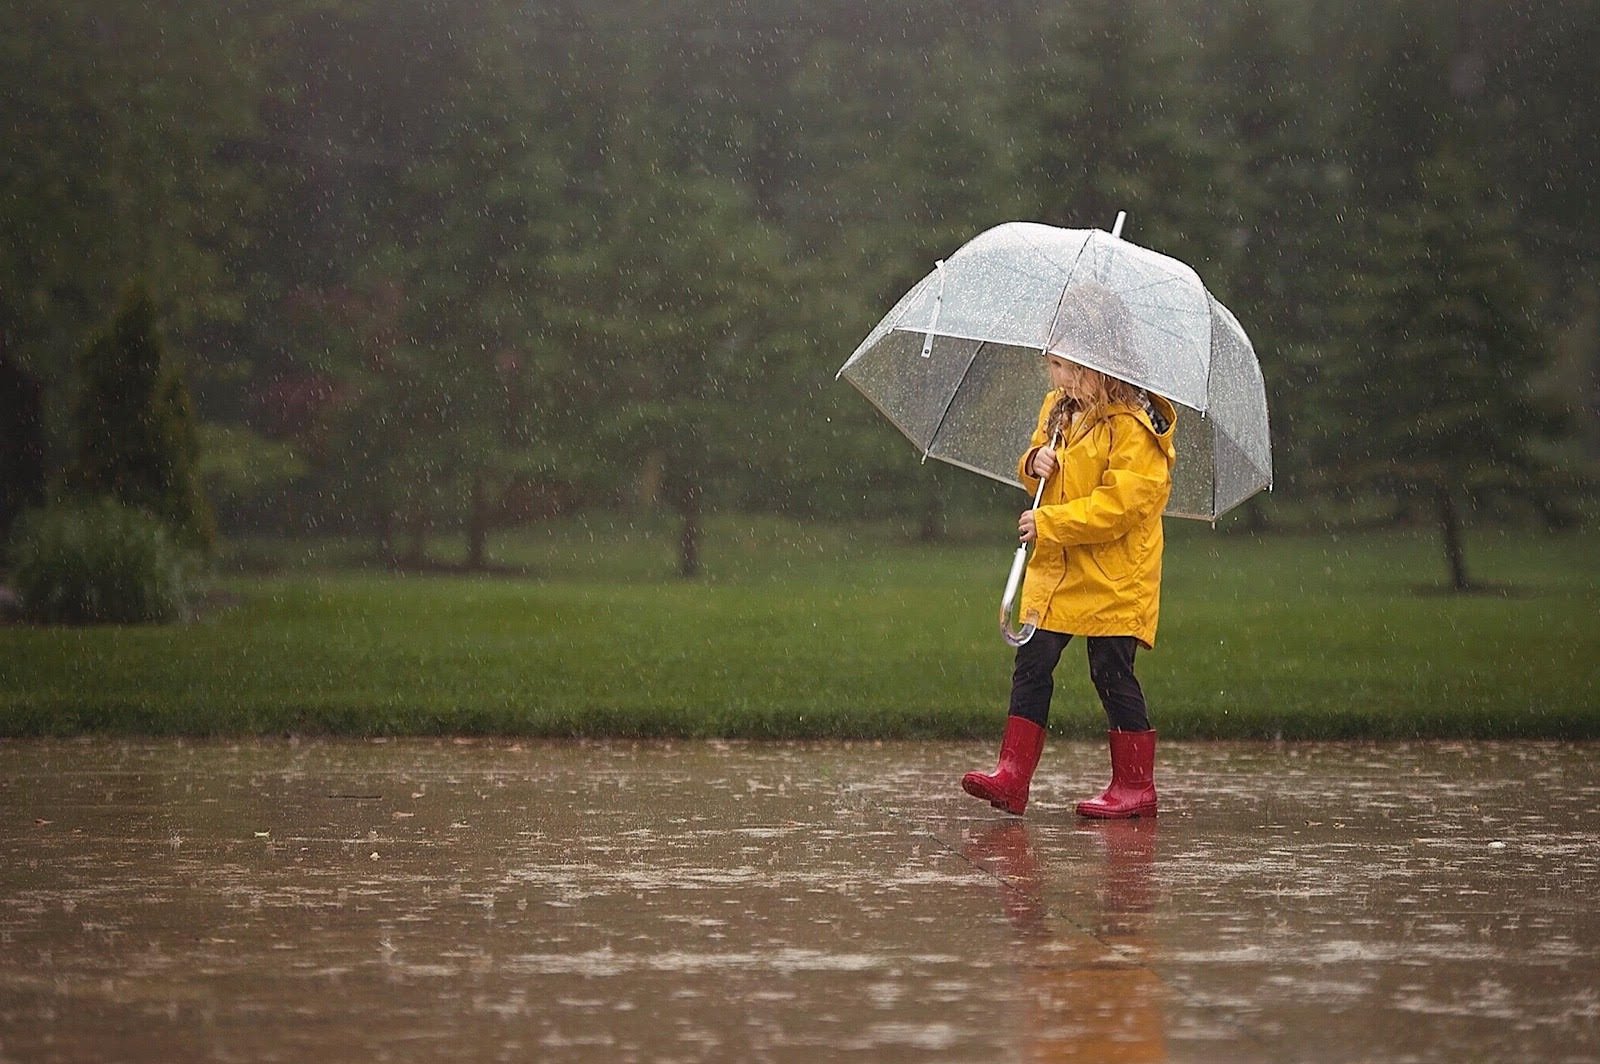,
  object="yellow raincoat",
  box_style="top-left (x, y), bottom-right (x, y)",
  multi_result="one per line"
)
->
top-left (1018, 390), bottom-right (1178, 648)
